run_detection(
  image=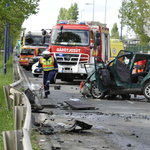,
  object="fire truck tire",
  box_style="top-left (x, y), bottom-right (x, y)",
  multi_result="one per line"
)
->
top-left (90, 83), bottom-right (105, 99)
top-left (51, 78), bottom-right (56, 84)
